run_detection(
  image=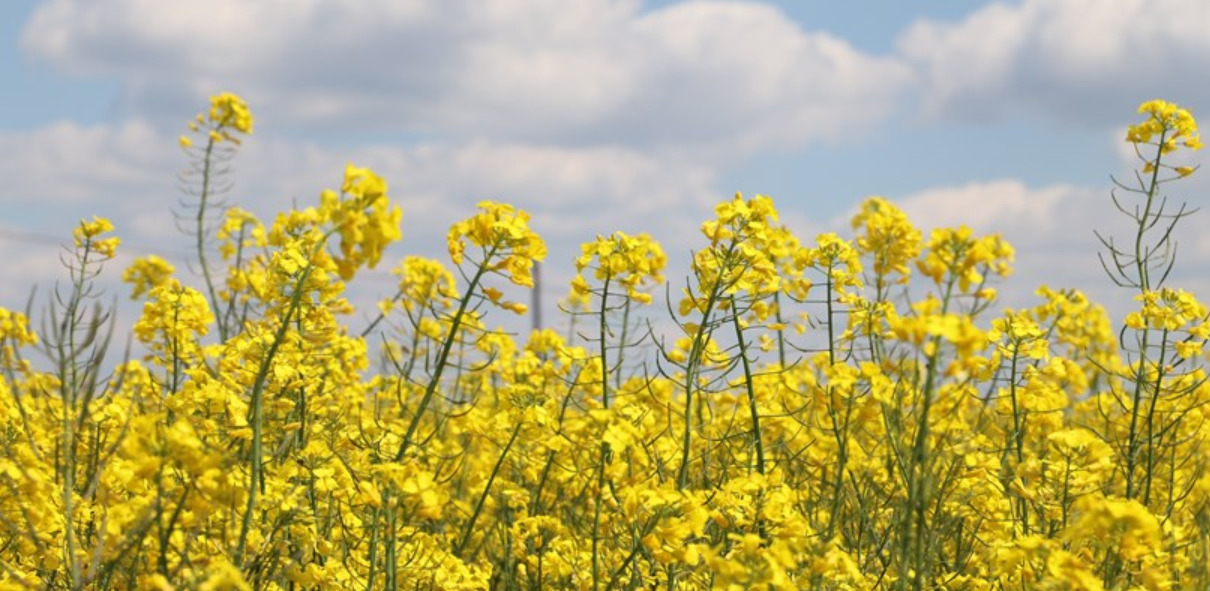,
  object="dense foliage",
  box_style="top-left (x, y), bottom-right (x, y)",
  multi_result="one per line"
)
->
top-left (0, 95), bottom-right (1206, 590)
